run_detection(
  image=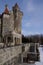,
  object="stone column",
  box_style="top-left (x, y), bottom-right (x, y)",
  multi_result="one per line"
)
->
top-left (12, 33), bottom-right (14, 45)
top-left (21, 54), bottom-right (23, 63)
top-left (5, 36), bottom-right (7, 47)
